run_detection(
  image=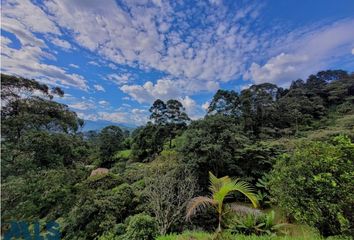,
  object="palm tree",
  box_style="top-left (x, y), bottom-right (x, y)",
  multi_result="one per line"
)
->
top-left (186, 172), bottom-right (259, 233)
